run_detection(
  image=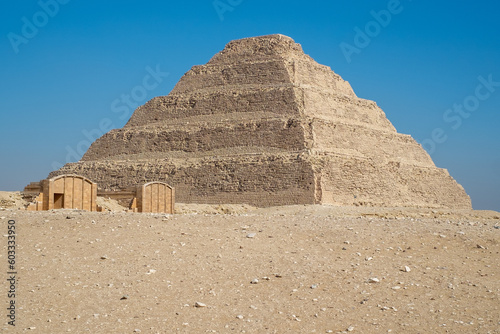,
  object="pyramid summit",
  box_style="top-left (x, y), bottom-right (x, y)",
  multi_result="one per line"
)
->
top-left (51, 34), bottom-right (471, 208)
